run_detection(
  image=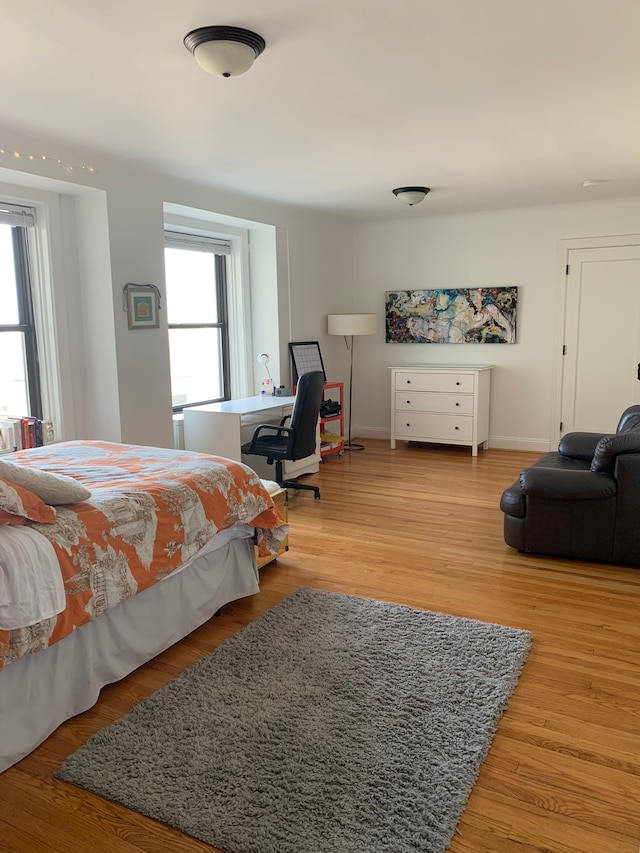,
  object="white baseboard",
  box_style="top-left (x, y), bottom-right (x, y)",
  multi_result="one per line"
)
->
top-left (356, 427), bottom-right (551, 454)
top-left (354, 427), bottom-right (389, 441)
top-left (488, 436), bottom-right (551, 453)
